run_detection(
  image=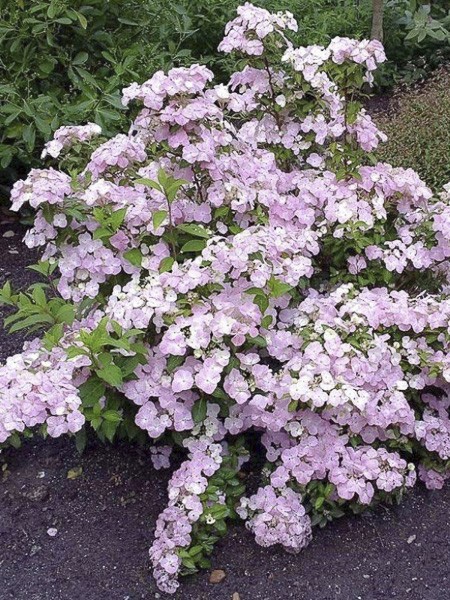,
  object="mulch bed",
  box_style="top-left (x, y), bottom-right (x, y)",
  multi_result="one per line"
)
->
top-left (1, 206), bottom-right (449, 600)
